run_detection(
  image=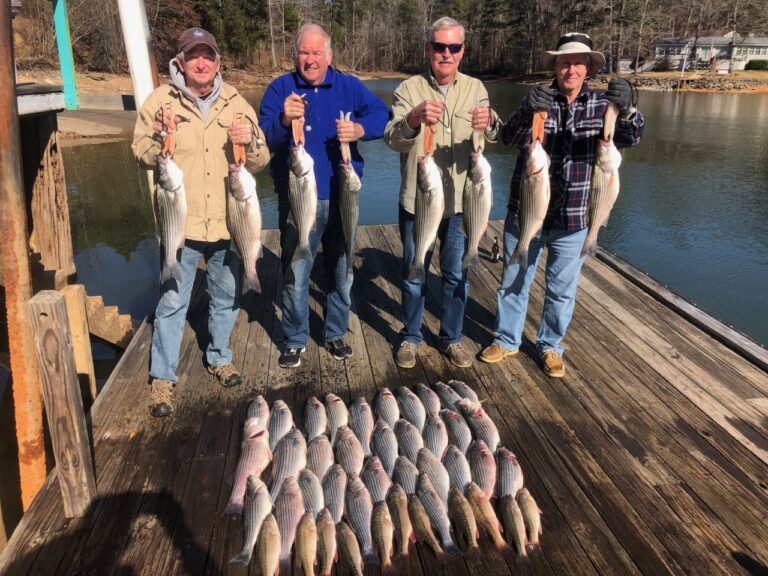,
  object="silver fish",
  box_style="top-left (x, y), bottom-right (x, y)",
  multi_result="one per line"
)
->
top-left (298, 468), bottom-right (325, 521)
top-left (442, 444), bottom-right (472, 494)
top-left (408, 493), bottom-right (444, 560)
top-left (392, 455), bottom-right (419, 495)
top-left (274, 475), bottom-right (305, 573)
top-left (372, 387), bottom-right (400, 427)
top-left (225, 418), bottom-right (272, 515)
top-left (394, 386), bottom-right (426, 432)
top-left (517, 487), bottom-right (543, 550)
top-left (289, 143), bottom-right (318, 262)
top-left (370, 418), bottom-right (398, 477)
top-left (295, 510), bottom-right (318, 576)
top-left (345, 475), bottom-right (375, 563)
top-left (372, 501), bottom-right (395, 572)
top-left (468, 439), bottom-right (497, 500)
top-left (414, 382), bottom-right (441, 415)
top-left (462, 150), bottom-right (493, 269)
top-left (156, 155), bottom-right (187, 284)
top-left (360, 455), bottom-right (392, 504)
top-left (325, 392), bottom-right (349, 445)
top-left (457, 397), bottom-right (500, 453)
top-left (583, 103), bottom-right (622, 257)
top-left (227, 163), bottom-right (262, 293)
top-left (322, 463), bottom-right (347, 524)
top-left (394, 418), bottom-right (423, 463)
top-left (307, 434), bottom-right (334, 482)
top-left (423, 413), bottom-right (449, 459)
top-left (317, 508), bottom-right (337, 576)
top-left (510, 137), bottom-right (550, 269)
top-left (408, 154), bottom-right (445, 282)
top-left (246, 394), bottom-right (269, 426)
top-left (500, 494), bottom-right (528, 559)
top-left (334, 425), bottom-right (364, 476)
top-left (269, 428), bottom-right (307, 500)
top-left (349, 397), bottom-right (374, 457)
top-left (417, 473), bottom-right (458, 554)
top-left (337, 520), bottom-right (364, 576)
top-left (447, 379), bottom-right (480, 404)
top-left (447, 486), bottom-right (479, 556)
top-left (386, 483), bottom-right (413, 557)
top-left (303, 395), bottom-right (328, 441)
top-left (467, 481), bottom-right (508, 552)
top-left (432, 380), bottom-right (463, 412)
top-left (496, 446), bottom-right (524, 498)
top-left (416, 447), bottom-right (450, 505)
top-left (228, 476), bottom-right (273, 565)
top-left (267, 399), bottom-right (294, 452)
top-left (339, 111), bottom-right (363, 273)
top-left (256, 513), bottom-right (281, 576)
top-left (440, 408), bottom-right (472, 454)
